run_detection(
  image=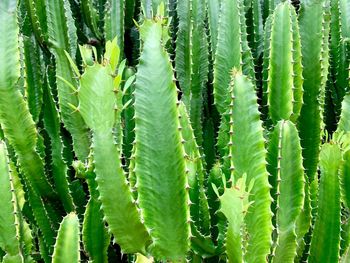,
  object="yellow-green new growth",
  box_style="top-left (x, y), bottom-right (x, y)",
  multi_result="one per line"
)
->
top-left (212, 174), bottom-right (254, 262)
top-left (67, 38), bottom-right (151, 254)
